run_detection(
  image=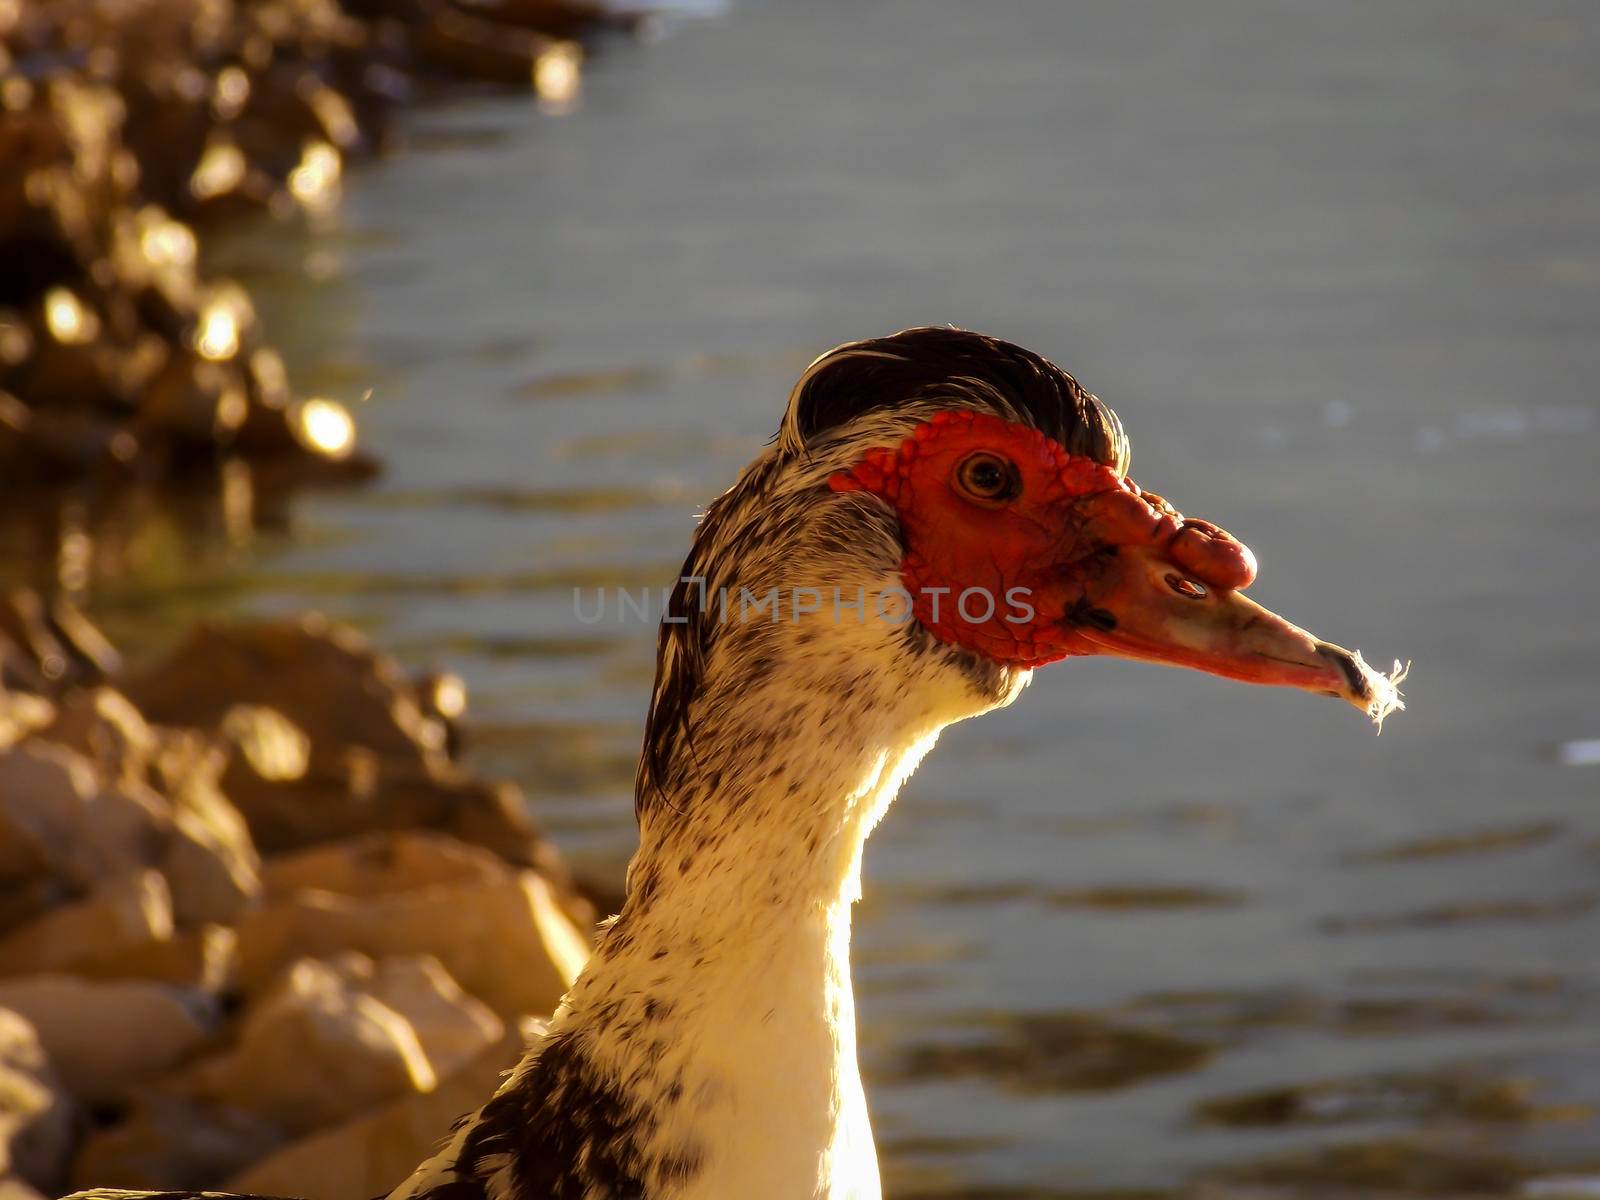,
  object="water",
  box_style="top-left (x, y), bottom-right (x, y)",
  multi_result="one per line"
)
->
top-left (18, 1), bottom-right (1600, 1194)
